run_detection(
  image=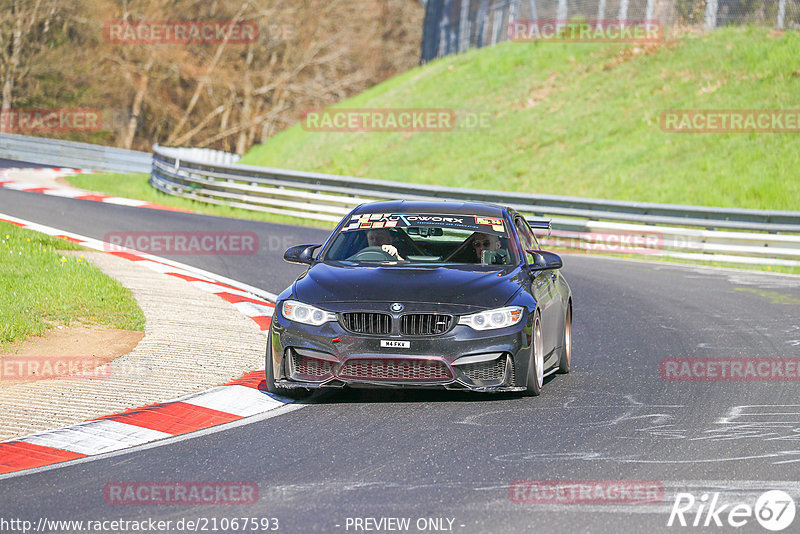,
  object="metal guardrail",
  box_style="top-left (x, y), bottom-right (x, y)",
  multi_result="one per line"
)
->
top-left (0, 132), bottom-right (151, 173)
top-left (4, 135), bottom-right (795, 265)
top-left (152, 145), bottom-right (800, 267)
top-left (156, 145), bottom-right (241, 166)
